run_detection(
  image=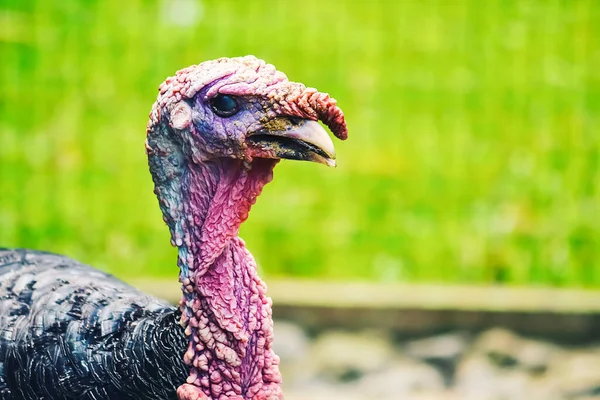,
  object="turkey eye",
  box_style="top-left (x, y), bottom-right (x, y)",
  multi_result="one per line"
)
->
top-left (210, 94), bottom-right (239, 117)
